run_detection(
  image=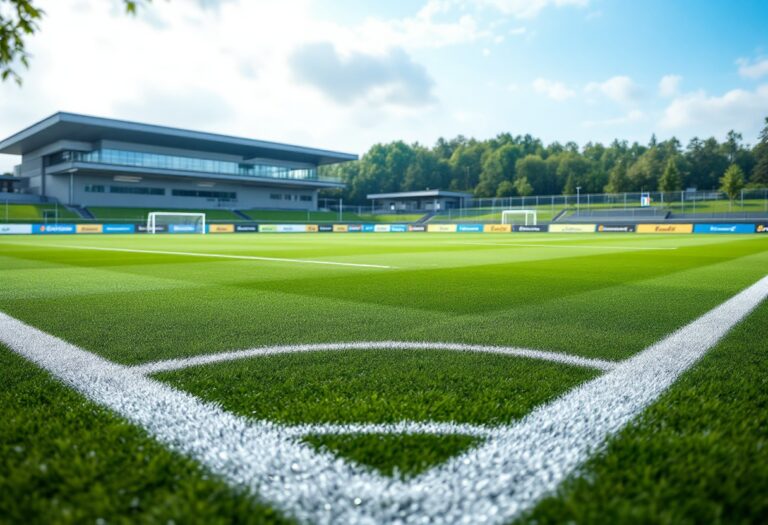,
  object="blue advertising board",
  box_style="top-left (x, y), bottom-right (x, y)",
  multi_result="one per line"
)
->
top-left (693, 223), bottom-right (755, 234)
top-left (362, 224), bottom-right (375, 232)
top-left (103, 224), bottom-right (135, 234)
top-left (33, 224), bottom-right (76, 234)
top-left (390, 224), bottom-right (407, 232)
top-left (457, 224), bottom-right (484, 233)
top-left (170, 224), bottom-right (199, 233)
